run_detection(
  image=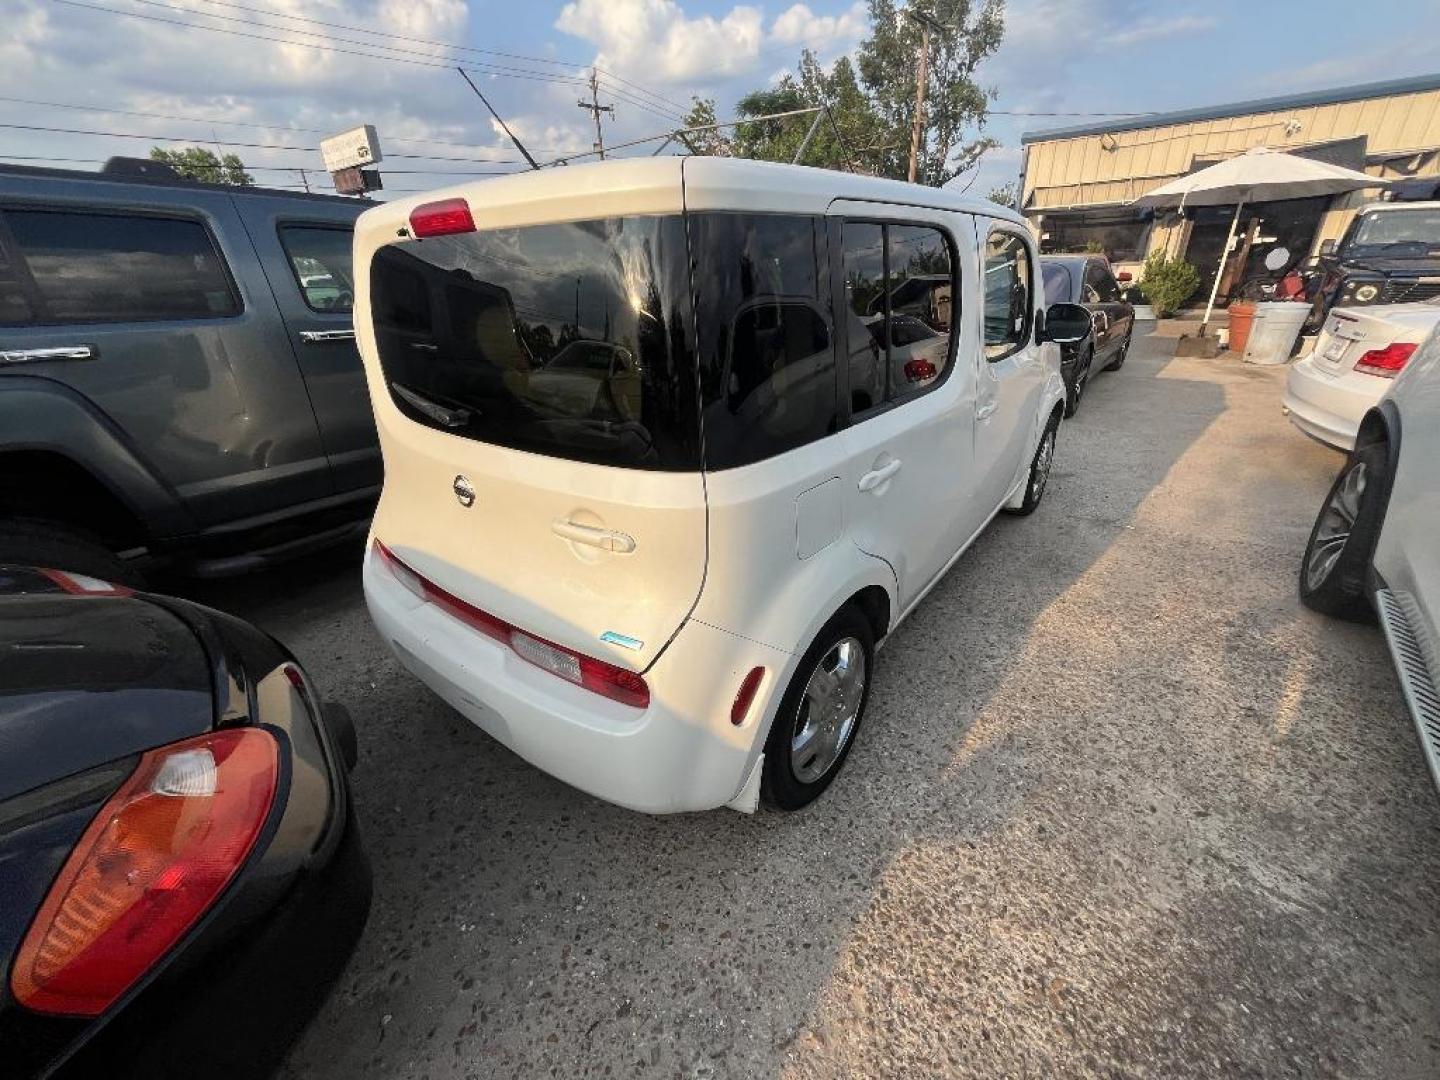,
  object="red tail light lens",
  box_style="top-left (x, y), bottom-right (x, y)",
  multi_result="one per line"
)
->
top-left (903, 358), bottom-right (938, 383)
top-left (10, 729), bottom-right (279, 1017)
top-left (1354, 341), bottom-right (1417, 378)
top-left (408, 198), bottom-right (475, 238)
top-left (731, 667), bottom-right (765, 725)
top-left (374, 541), bottom-right (650, 708)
